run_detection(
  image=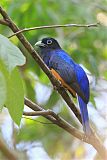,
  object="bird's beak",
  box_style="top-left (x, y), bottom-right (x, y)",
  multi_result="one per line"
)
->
top-left (35, 41), bottom-right (46, 47)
